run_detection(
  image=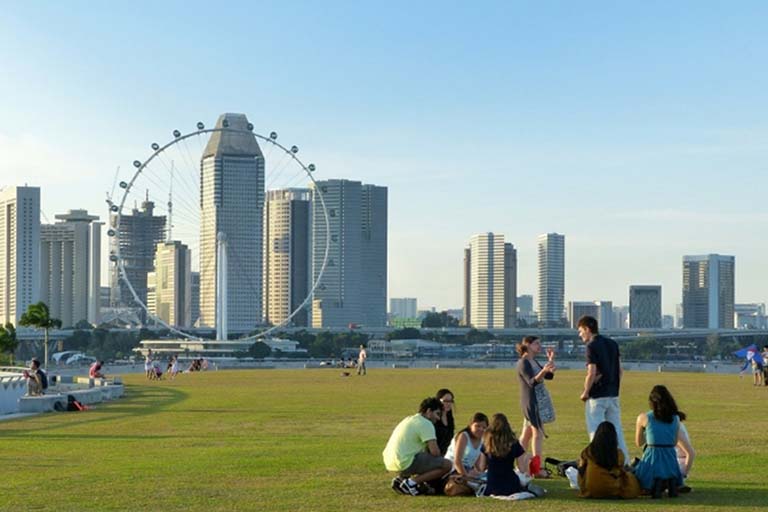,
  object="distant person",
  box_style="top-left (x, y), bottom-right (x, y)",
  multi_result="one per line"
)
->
top-left (169, 356), bottom-right (179, 380)
top-left (576, 421), bottom-right (640, 499)
top-left (633, 385), bottom-right (694, 498)
top-left (434, 388), bottom-right (456, 455)
top-left (357, 345), bottom-right (367, 375)
top-left (383, 397), bottom-right (452, 496)
top-left (763, 345), bottom-right (768, 385)
top-left (144, 351), bottom-right (153, 379)
top-left (516, 335), bottom-right (556, 477)
top-left (578, 315), bottom-right (629, 461)
top-left (89, 360), bottom-right (106, 379)
top-left (23, 358), bottom-right (46, 396)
